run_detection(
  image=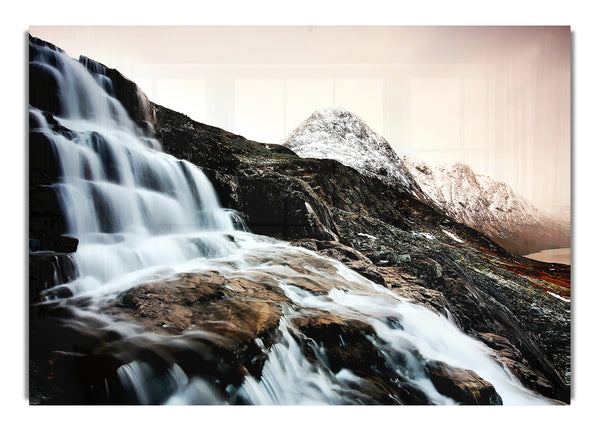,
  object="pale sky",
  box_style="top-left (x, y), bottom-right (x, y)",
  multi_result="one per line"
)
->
top-left (29, 26), bottom-right (571, 212)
